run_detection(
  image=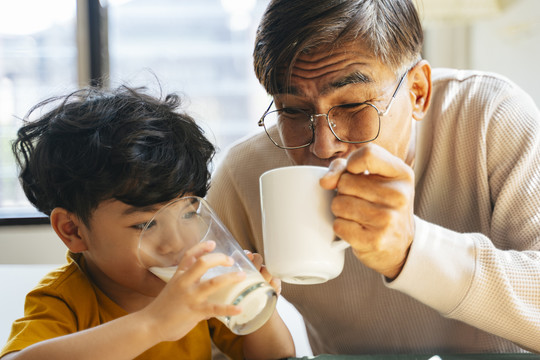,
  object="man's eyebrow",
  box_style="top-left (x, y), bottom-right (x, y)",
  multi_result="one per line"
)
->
top-left (325, 71), bottom-right (373, 92)
top-left (274, 84), bottom-right (302, 96)
top-left (274, 71), bottom-right (373, 97)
